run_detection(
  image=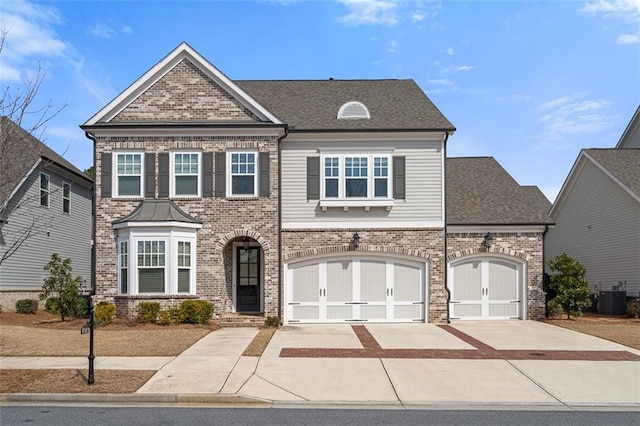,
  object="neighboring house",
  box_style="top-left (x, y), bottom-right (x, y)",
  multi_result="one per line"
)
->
top-left (81, 42), bottom-right (549, 324)
top-left (447, 157), bottom-right (552, 320)
top-left (0, 117), bottom-right (93, 310)
top-left (616, 105), bottom-right (640, 148)
top-left (546, 145), bottom-right (640, 298)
